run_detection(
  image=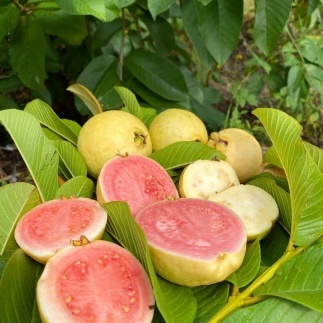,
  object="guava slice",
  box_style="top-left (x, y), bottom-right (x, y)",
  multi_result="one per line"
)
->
top-left (14, 197), bottom-right (107, 264)
top-left (135, 198), bottom-right (247, 287)
top-left (178, 159), bottom-right (240, 199)
top-left (37, 239), bottom-right (155, 323)
top-left (96, 154), bottom-right (179, 216)
top-left (208, 184), bottom-right (279, 241)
